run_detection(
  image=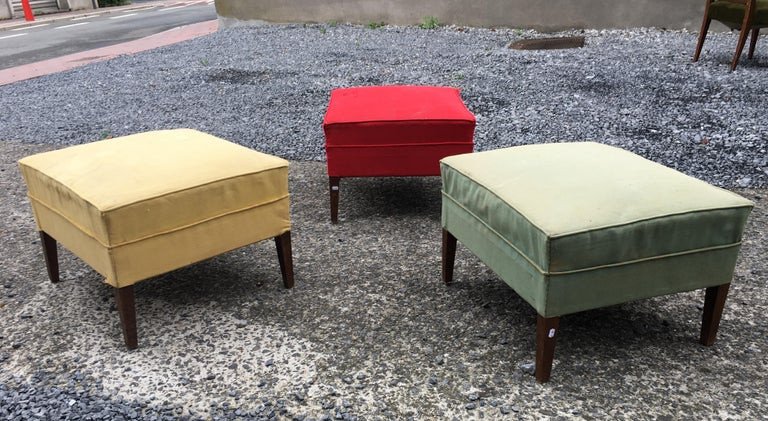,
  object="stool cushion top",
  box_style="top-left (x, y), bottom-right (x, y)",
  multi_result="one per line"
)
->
top-left (440, 142), bottom-right (753, 275)
top-left (19, 129), bottom-right (289, 248)
top-left (323, 85), bottom-right (475, 126)
top-left (323, 85), bottom-right (475, 148)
